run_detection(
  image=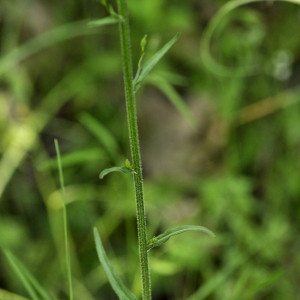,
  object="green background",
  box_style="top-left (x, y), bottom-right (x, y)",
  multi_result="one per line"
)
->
top-left (0, 0), bottom-right (300, 299)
